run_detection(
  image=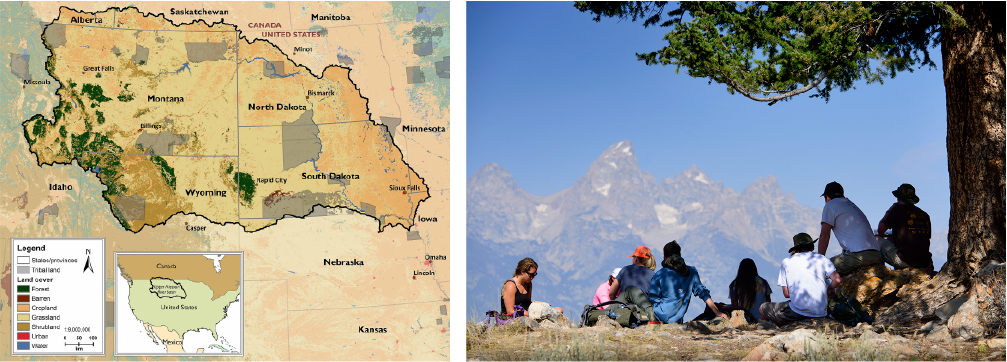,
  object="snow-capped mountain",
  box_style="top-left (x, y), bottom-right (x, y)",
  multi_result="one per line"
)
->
top-left (468, 140), bottom-right (840, 321)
